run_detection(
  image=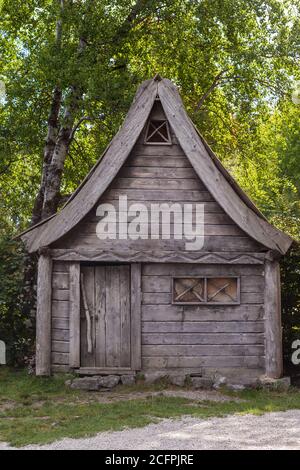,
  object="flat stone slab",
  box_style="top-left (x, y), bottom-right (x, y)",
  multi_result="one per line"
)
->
top-left (121, 375), bottom-right (136, 386)
top-left (70, 377), bottom-right (100, 391)
top-left (70, 375), bottom-right (121, 391)
top-left (98, 375), bottom-right (120, 389)
top-left (191, 377), bottom-right (213, 389)
top-left (169, 375), bottom-right (187, 387)
top-left (258, 376), bottom-right (291, 391)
